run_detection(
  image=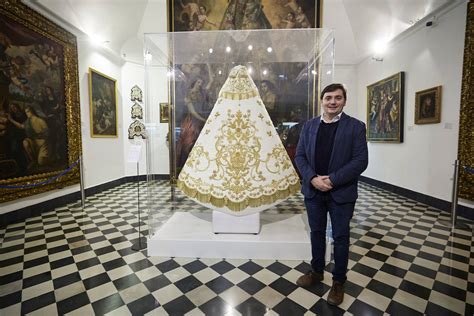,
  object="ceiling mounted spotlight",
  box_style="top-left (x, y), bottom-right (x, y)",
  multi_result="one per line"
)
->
top-left (372, 39), bottom-right (388, 62)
